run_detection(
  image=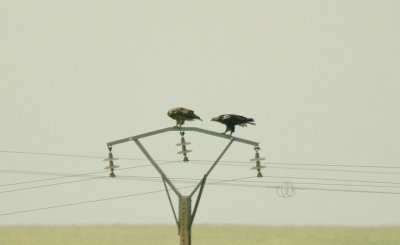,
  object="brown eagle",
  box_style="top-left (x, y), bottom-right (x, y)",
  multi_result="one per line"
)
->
top-left (168, 107), bottom-right (202, 127)
top-left (211, 114), bottom-right (255, 135)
